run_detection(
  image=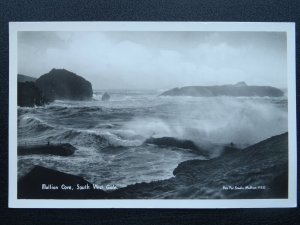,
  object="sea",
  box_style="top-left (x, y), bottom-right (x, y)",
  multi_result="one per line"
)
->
top-left (17, 89), bottom-right (288, 189)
